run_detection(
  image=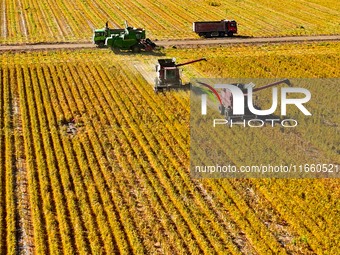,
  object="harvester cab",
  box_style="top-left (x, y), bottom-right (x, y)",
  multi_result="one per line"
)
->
top-left (198, 79), bottom-right (291, 121)
top-left (154, 58), bottom-right (207, 93)
top-left (93, 28), bottom-right (107, 47)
